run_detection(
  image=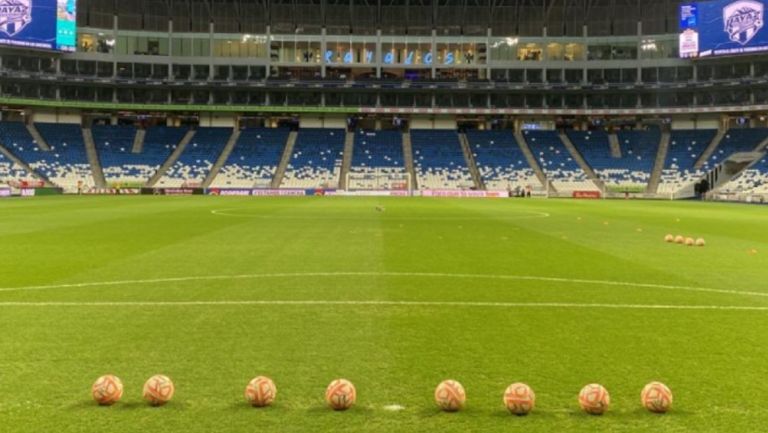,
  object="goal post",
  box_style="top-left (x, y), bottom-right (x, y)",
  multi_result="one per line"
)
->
top-left (346, 171), bottom-right (414, 195)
